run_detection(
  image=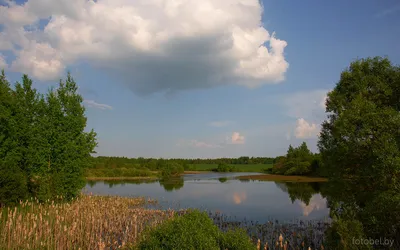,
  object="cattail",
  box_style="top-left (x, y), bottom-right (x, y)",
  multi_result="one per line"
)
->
top-left (257, 239), bottom-right (261, 250)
